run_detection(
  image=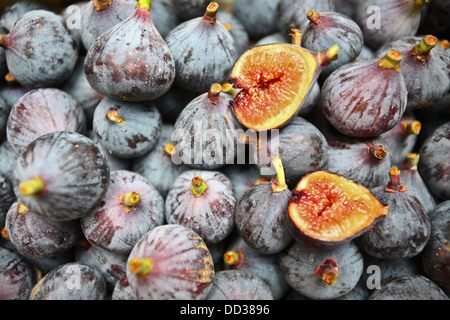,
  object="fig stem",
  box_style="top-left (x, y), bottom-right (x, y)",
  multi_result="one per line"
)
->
top-left (385, 167), bottom-right (408, 193)
top-left (191, 176), bottom-right (208, 197)
top-left (412, 35), bottom-right (437, 60)
top-left (107, 110), bottom-right (125, 124)
top-left (401, 120), bottom-right (421, 135)
top-left (203, 2), bottom-right (219, 23)
top-left (415, 0), bottom-right (431, 7)
top-left (18, 203), bottom-right (29, 215)
top-left (120, 192), bottom-right (140, 212)
top-left (403, 153), bottom-right (420, 170)
top-left (379, 50), bottom-right (402, 71)
top-left (208, 83), bottom-right (222, 104)
top-left (1, 227), bottom-right (8, 240)
top-left (318, 45), bottom-right (339, 67)
top-left (137, 0), bottom-right (152, 11)
top-left (271, 156), bottom-right (288, 192)
top-left (223, 251), bottom-right (242, 266)
top-left (440, 39), bottom-right (449, 50)
top-left (307, 10), bottom-right (320, 25)
top-left (252, 177), bottom-right (269, 186)
top-left (368, 145), bottom-right (387, 161)
top-left (221, 82), bottom-right (237, 97)
top-left (0, 34), bottom-right (7, 48)
top-left (5, 72), bottom-right (15, 83)
top-left (315, 258), bottom-right (339, 286)
top-left (94, 0), bottom-right (112, 11)
top-left (164, 142), bottom-right (176, 156)
top-left (290, 29), bottom-right (302, 46)
top-left (129, 258), bottom-right (153, 277)
top-left (19, 176), bottom-right (46, 197)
